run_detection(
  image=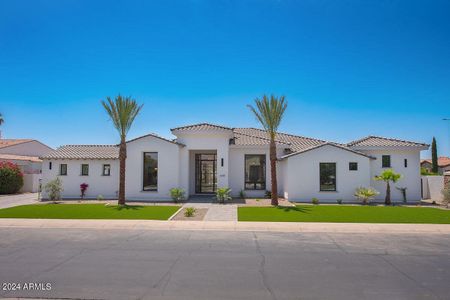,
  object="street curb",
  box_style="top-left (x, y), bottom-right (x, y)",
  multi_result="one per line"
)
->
top-left (0, 219), bottom-right (450, 234)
